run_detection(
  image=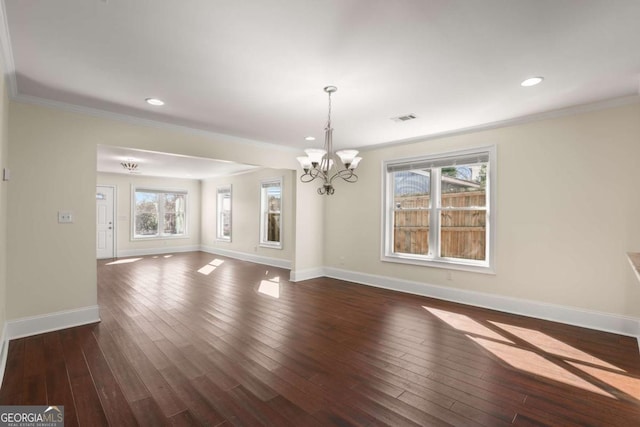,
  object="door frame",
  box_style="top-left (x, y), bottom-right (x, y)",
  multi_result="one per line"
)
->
top-left (97, 184), bottom-right (117, 259)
